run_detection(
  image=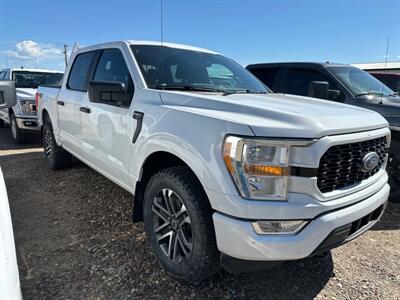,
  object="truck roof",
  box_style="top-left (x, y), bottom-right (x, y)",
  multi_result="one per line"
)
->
top-left (246, 62), bottom-right (350, 69)
top-left (76, 40), bottom-right (219, 55)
